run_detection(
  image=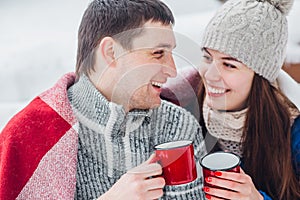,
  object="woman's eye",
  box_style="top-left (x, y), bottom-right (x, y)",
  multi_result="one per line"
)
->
top-left (224, 63), bottom-right (236, 69)
top-left (202, 55), bottom-right (212, 62)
